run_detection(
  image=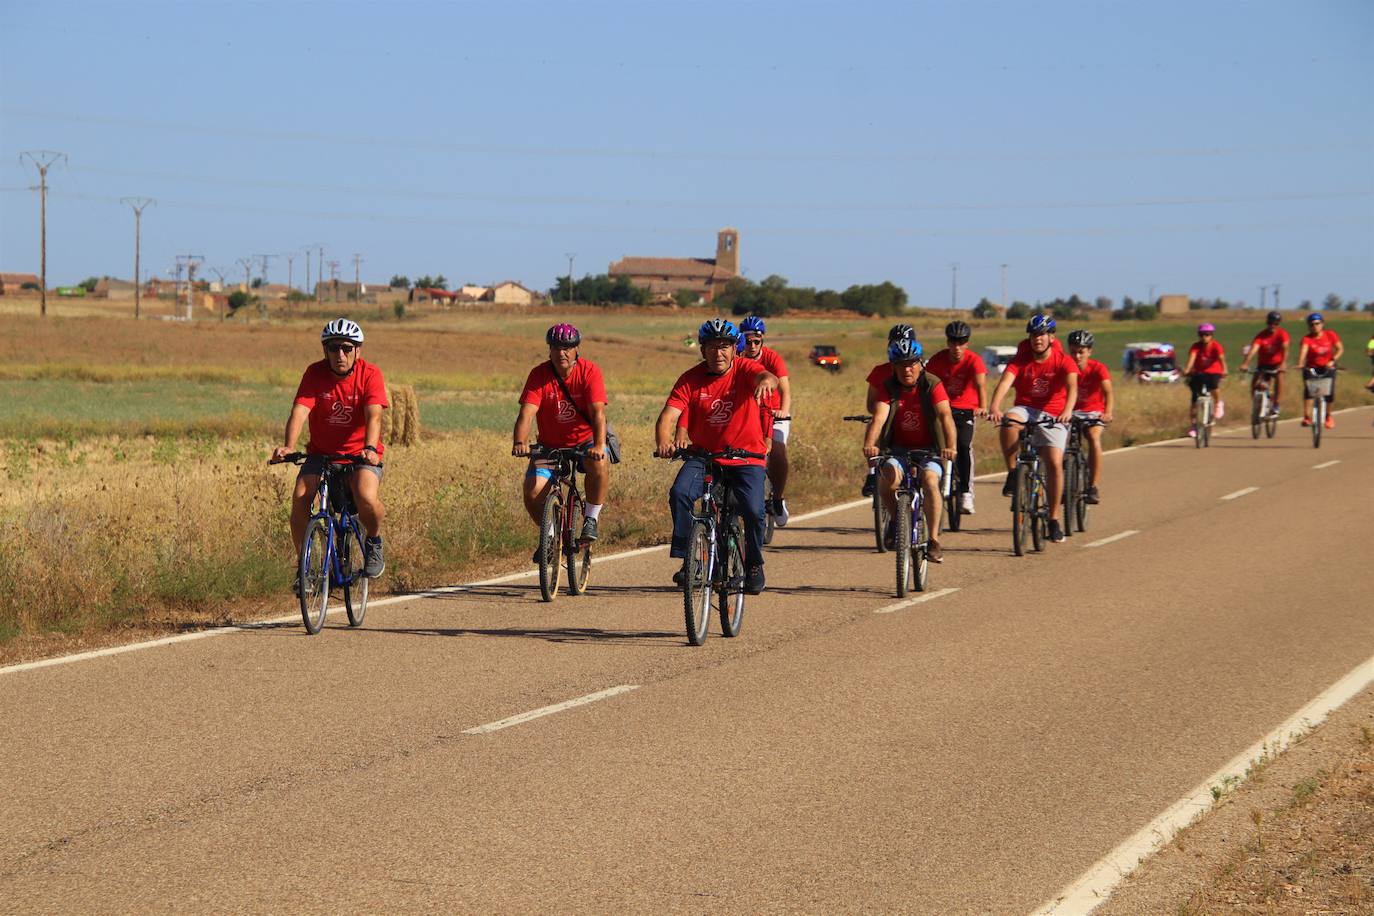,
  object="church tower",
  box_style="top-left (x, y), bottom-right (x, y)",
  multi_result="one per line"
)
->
top-left (715, 227), bottom-right (739, 277)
